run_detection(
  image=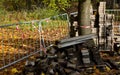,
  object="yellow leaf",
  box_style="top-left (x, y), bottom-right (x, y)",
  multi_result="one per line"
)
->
top-left (93, 65), bottom-right (96, 69)
top-left (106, 66), bottom-right (111, 71)
top-left (116, 62), bottom-right (120, 64)
top-left (41, 72), bottom-right (45, 75)
top-left (4, 69), bottom-right (8, 72)
top-left (11, 68), bottom-right (18, 74)
top-left (95, 69), bottom-right (100, 74)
